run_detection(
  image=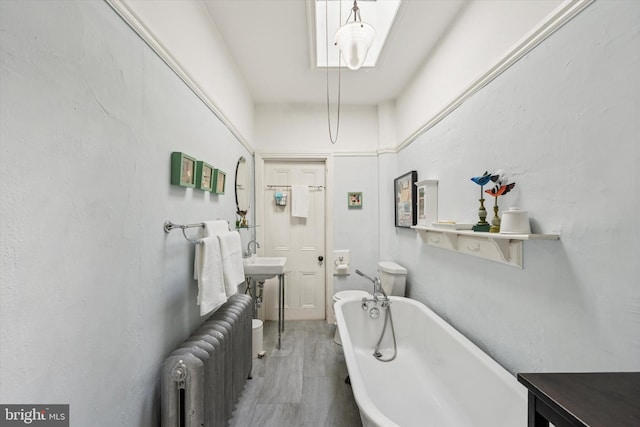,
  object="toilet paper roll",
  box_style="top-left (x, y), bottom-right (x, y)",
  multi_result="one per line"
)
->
top-left (336, 264), bottom-right (349, 274)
